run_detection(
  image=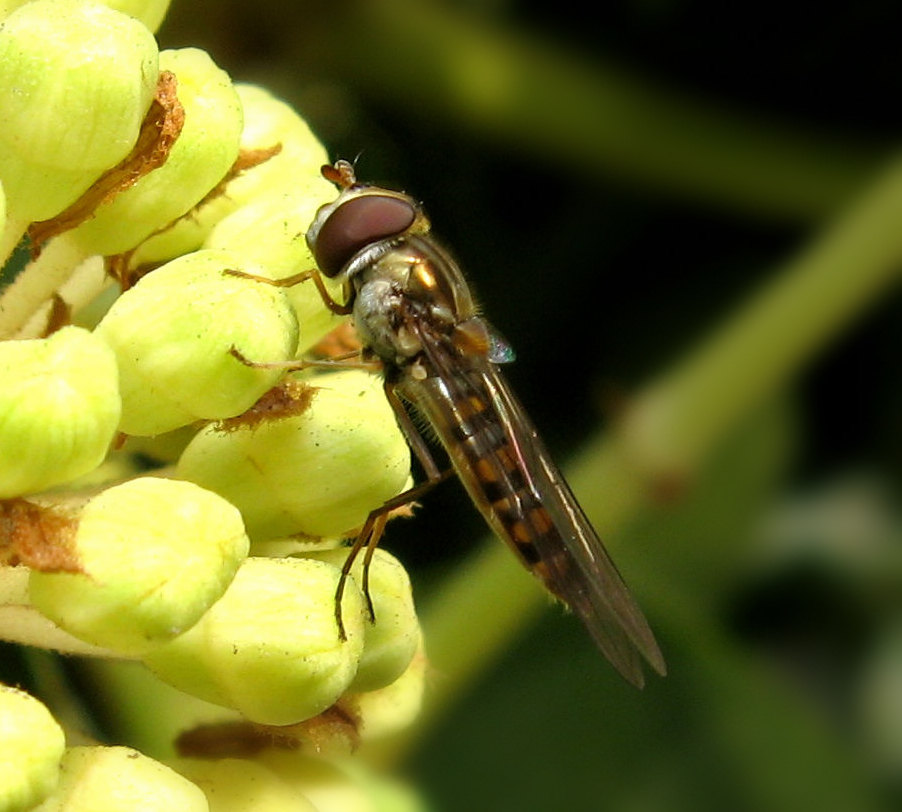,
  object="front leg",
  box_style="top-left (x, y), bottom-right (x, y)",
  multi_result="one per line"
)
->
top-left (229, 345), bottom-right (380, 373)
top-left (224, 268), bottom-right (353, 316)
